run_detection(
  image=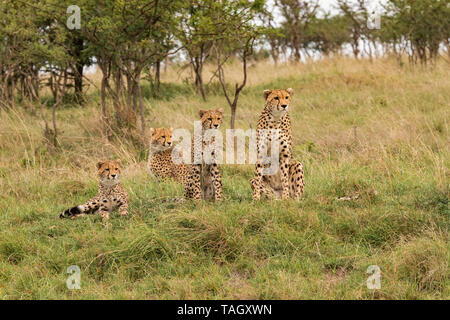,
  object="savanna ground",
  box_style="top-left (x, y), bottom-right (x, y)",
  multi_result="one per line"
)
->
top-left (0, 57), bottom-right (448, 299)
